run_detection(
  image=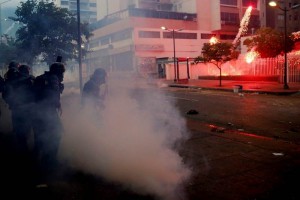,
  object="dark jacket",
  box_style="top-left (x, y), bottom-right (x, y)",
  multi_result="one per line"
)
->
top-left (3, 70), bottom-right (35, 109)
top-left (34, 71), bottom-right (64, 110)
top-left (83, 78), bottom-right (100, 99)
